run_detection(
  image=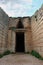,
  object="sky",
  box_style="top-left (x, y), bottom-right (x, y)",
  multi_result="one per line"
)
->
top-left (0, 0), bottom-right (43, 17)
